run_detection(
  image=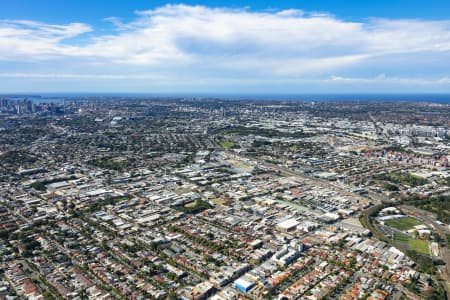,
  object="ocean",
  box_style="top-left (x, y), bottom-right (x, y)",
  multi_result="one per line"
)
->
top-left (1, 93), bottom-right (450, 104)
